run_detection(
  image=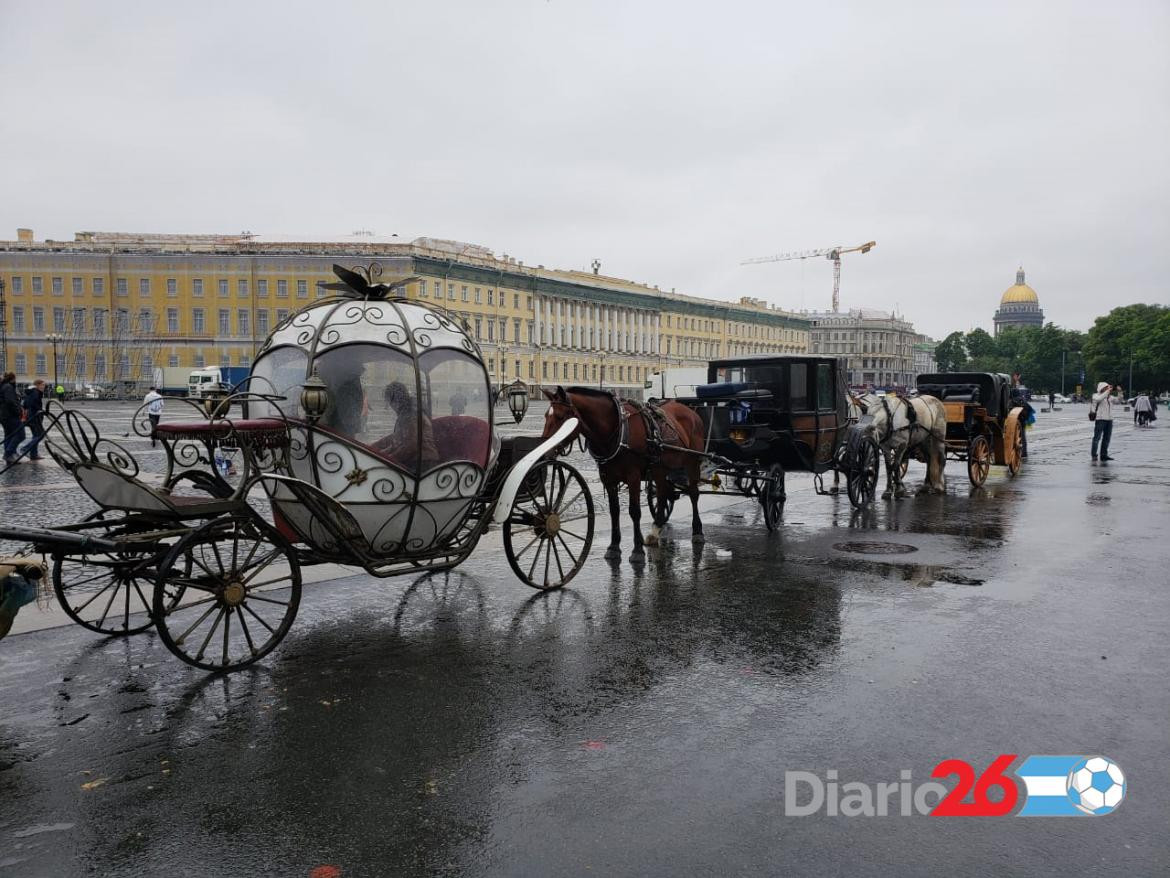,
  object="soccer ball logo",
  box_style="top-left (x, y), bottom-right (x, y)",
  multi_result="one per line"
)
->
top-left (1066, 756), bottom-right (1125, 815)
